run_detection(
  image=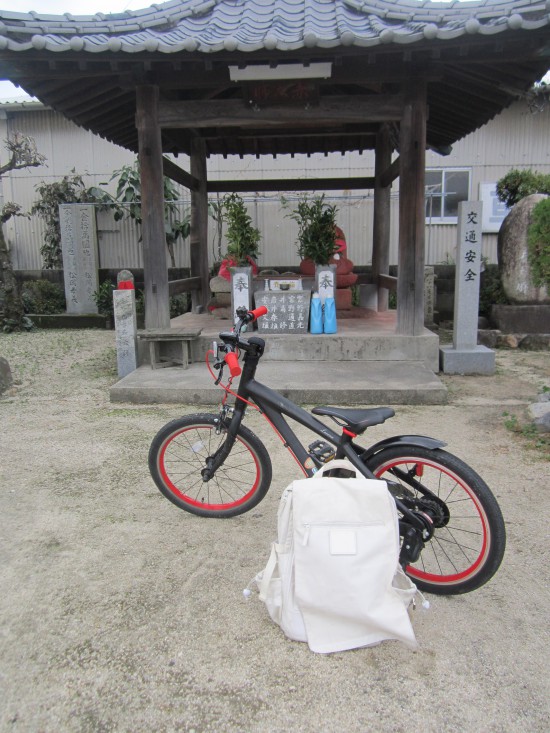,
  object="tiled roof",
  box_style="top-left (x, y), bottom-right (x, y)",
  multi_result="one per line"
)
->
top-left (0, 0), bottom-right (548, 54)
top-left (0, 1), bottom-right (548, 158)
